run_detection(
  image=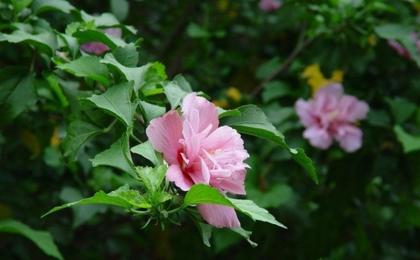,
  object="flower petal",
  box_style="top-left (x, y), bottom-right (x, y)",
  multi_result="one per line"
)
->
top-left (166, 164), bottom-right (192, 191)
top-left (303, 127), bottom-right (333, 149)
top-left (334, 125), bottom-right (363, 152)
top-left (197, 204), bottom-right (240, 228)
top-left (146, 111), bottom-right (183, 164)
top-left (182, 93), bottom-right (219, 134)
